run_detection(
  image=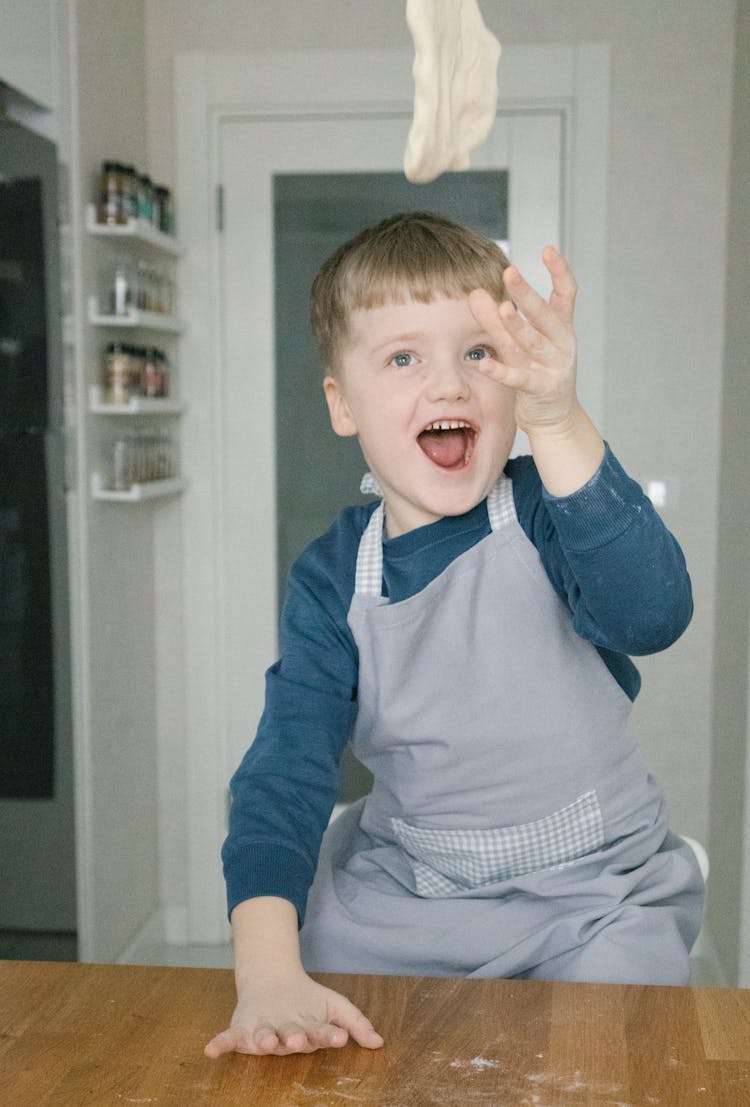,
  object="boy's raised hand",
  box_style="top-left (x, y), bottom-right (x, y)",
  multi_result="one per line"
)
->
top-left (469, 247), bottom-right (604, 497)
top-left (468, 245), bottom-right (579, 437)
top-left (204, 968), bottom-right (384, 1058)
